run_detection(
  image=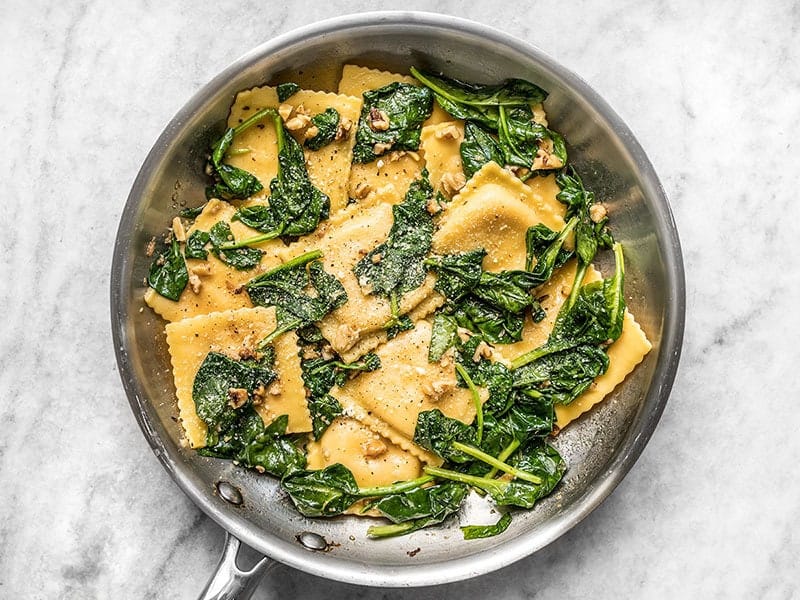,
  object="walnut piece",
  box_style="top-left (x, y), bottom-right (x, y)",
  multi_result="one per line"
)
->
top-left (362, 439), bottom-right (388, 458)
top-left (435, 123), bottom-right (461, 140)
top-left (227, 388), bottom-right (248, 409)
top-left (353, 181), bottom-right (372, 199)
top-left (278, 103), bottom-right (294, 121)
top-left (368, 107), bottom-right (390, 132)
top-left (373, 142), bottom-right (393, 156)
top-left (589, 203), bottom-right (608, 223)
top-left (441, 171), bottom-right (466, 196)
top-left (472, 340), bottom-right (493, 363)
top-left (188, 273), bottom-right (201, 294)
